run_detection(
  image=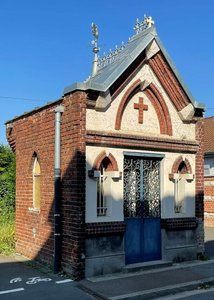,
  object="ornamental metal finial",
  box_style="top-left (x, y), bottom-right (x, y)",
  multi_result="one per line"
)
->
top-left (91, 22), bottom-right (100, 76)
top-left (145, 15), bottom-right (154, 28)
top-left (91, 22), bottom-right (99, 44)
top-left (134, 15), bottom-right (155, 35)
top-left (97, 41), bottom-right (126, 69)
